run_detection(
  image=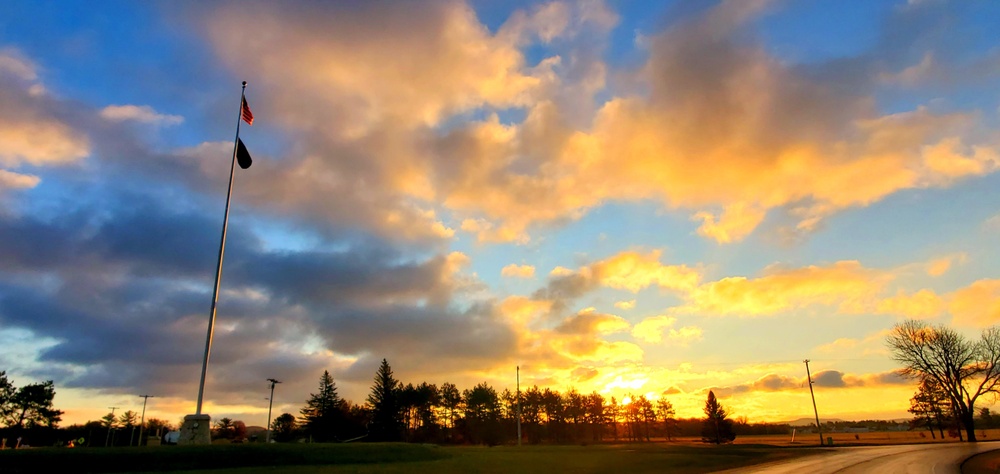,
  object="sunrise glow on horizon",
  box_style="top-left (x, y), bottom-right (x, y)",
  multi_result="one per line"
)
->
top-left (2, 0), bottom-right (1000, 428)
